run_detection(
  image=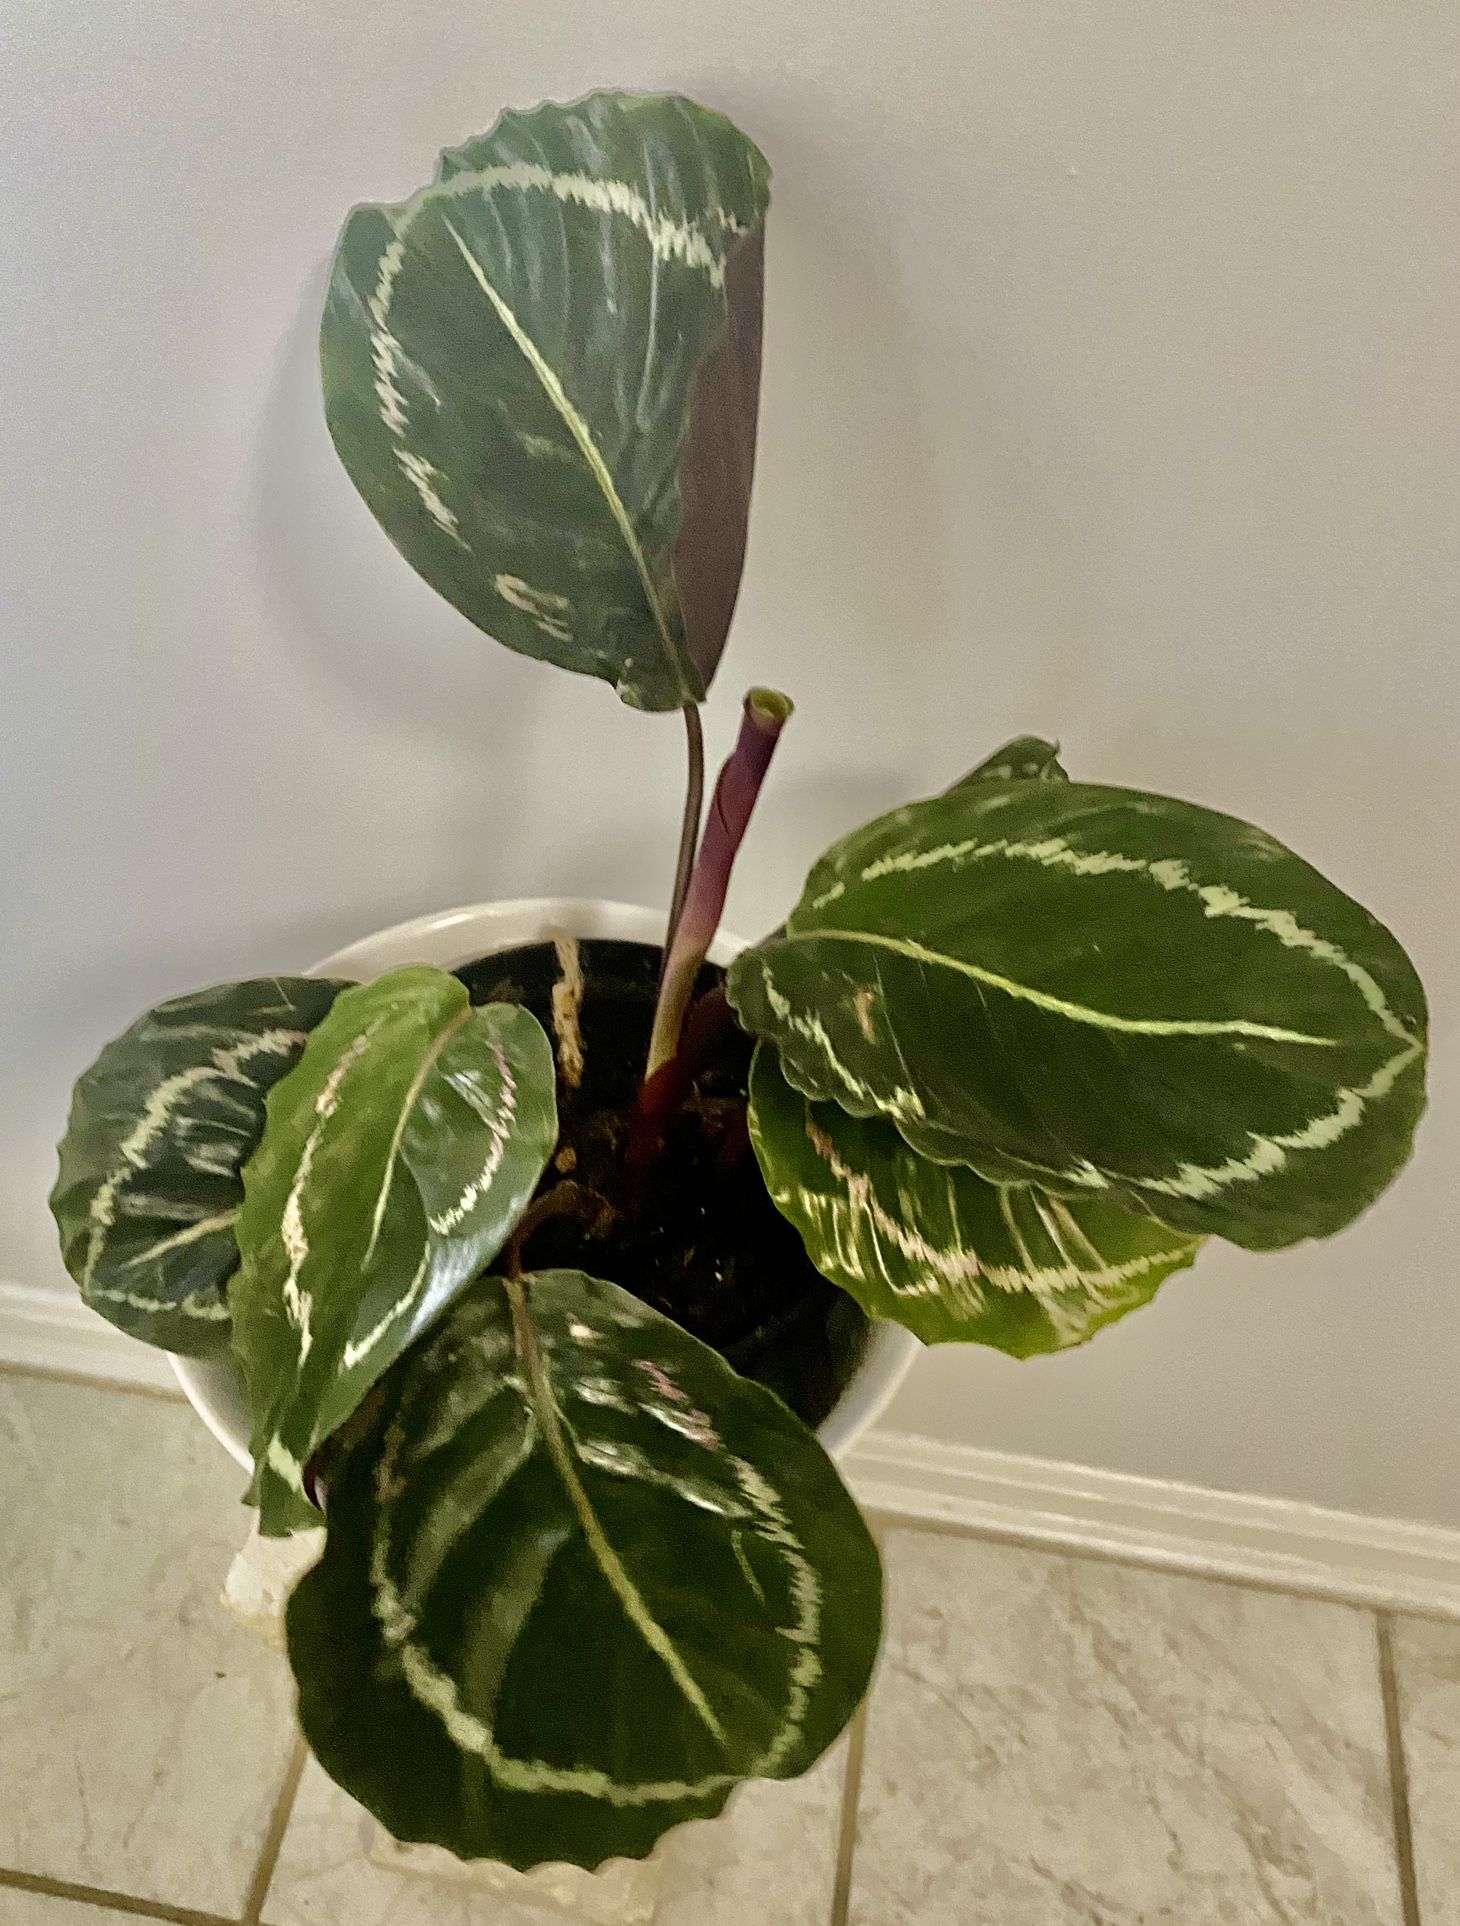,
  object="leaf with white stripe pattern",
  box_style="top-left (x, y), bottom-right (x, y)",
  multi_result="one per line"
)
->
top-left (748, 1044), bottom-right (1201, 1351)
top-left (947, 733), bottom-right (1068, 789)
top-left (50, 978), bottom-right (345, 1357)
top-left (231, 966), bottom-right (557, 1535)
top-left (286, 1269), bottom-right (881, 1869)
top-left (322, 92), bottom-right (770, 712)
top-left (727, 781), bottom-right (1426, 1250)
